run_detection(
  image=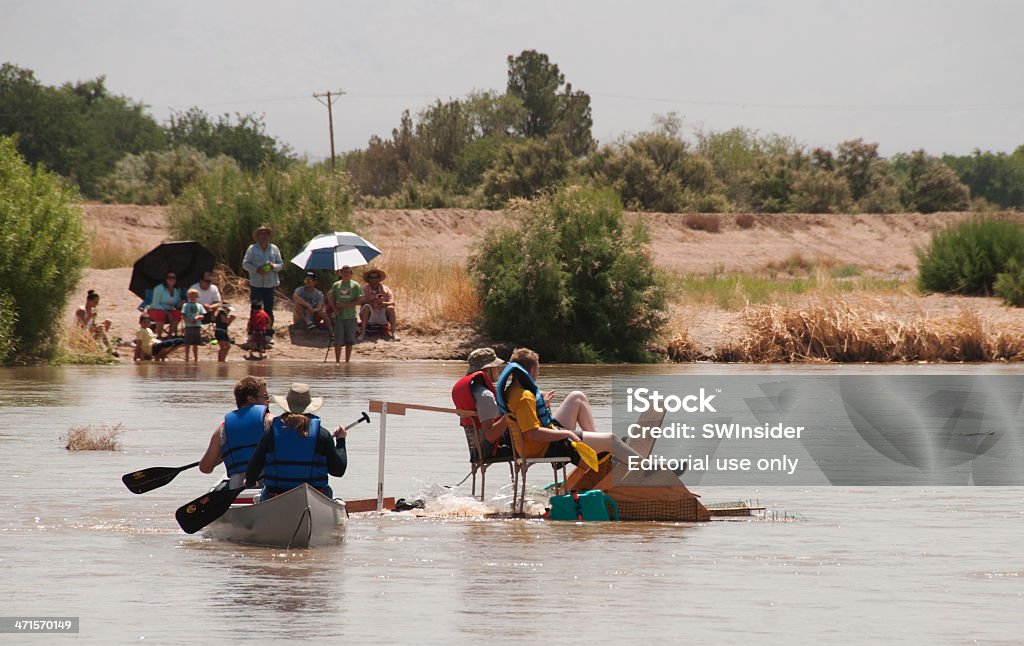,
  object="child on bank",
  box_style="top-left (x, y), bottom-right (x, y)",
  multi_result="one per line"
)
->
top-left (133, 313), bottom-right (184, 361)
top-left (181, 288), bottom-right (207, 362)
top-left (213, 305), bottom-right (236, 362)
top-left (246, 300), bottom-right (271, 360)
